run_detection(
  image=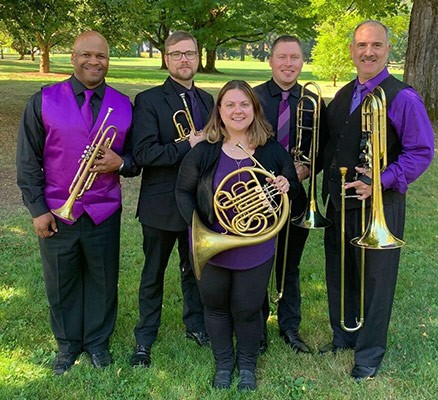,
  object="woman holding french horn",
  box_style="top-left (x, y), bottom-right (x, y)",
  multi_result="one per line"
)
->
top-left (176, 80), bottom-right (300, 391)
